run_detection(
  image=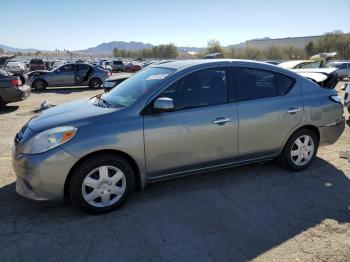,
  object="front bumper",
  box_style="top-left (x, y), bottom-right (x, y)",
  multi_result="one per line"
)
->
top-left (12, 146), bottom-right (78, 201)
top-left (319, 116), bottom-right (345, 145)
